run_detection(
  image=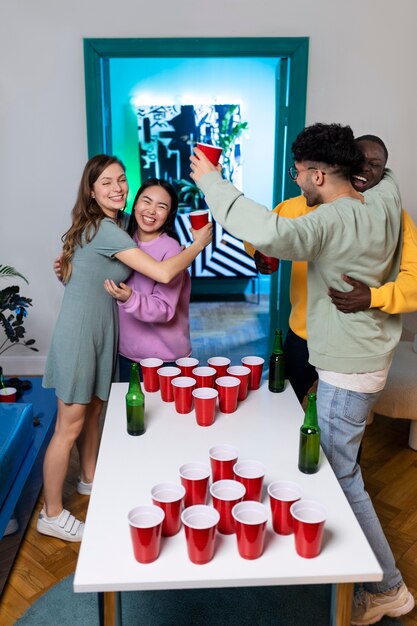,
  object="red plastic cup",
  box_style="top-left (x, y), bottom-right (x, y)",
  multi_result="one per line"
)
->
top-left (0, 387), bottom-right (17, 402)
top-left (227, 365), bottom-right (251, 401)
top-left (232, 501), bottom-right (269, 560)
top-left (207, 357), bottom-right (231, 378)
top-left (241, 356), bottom-right (265, 390)
top-left (193, 387), bottom-right (218, 427)
top-left (209, 444), bottom-right (239, 482)
top-left (171, 376), bottom-right (196, 414)
top-left (215, 376), bottom-right (240, 413)
top-left (175, 357), bottom-right (199, 377)
top-left (192, 366), bottom-right (216, 389)
top-left (189, 210), bottom-right (210, 230)
top-left (210, 480), bottom-right (246, 534)
top-left (157, 366), bottom-right (181, 402)
top-left (179, 462), bottom-right (211, 507)
top-left (140, 358), bottom-right (163, 392)
top-left (128, 505), bottom-right (165, 563)
top-left (196, 142), bottom-right (222, 166)
top-left (290, 499), bottom-right (327, 558)
top-left (257, 252), bottom-right (279, 273)
top-left (181, 505), bottom-right (220, 564)
top-left (151, 482), bottom-right (186, 537)
top-left (233, 460), bottom-right (266, 502)
top-left (268, 481), bottom-right (303, 535)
